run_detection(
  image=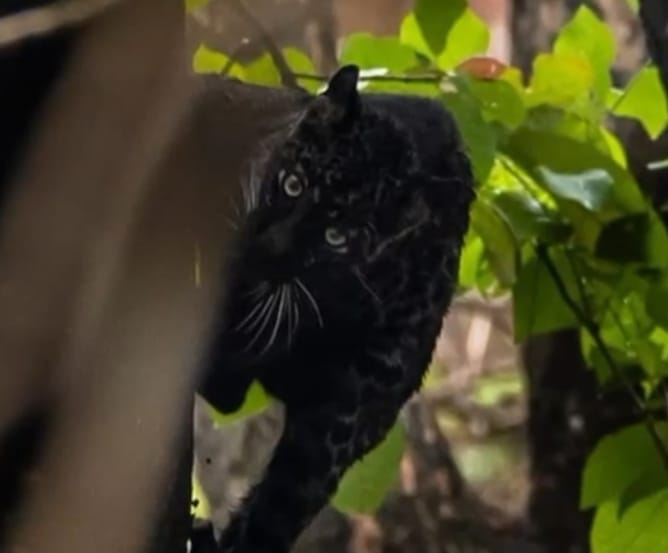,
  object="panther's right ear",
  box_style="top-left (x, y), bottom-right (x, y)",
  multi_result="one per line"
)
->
top-left (323, 65), bottom-right (360, 119)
